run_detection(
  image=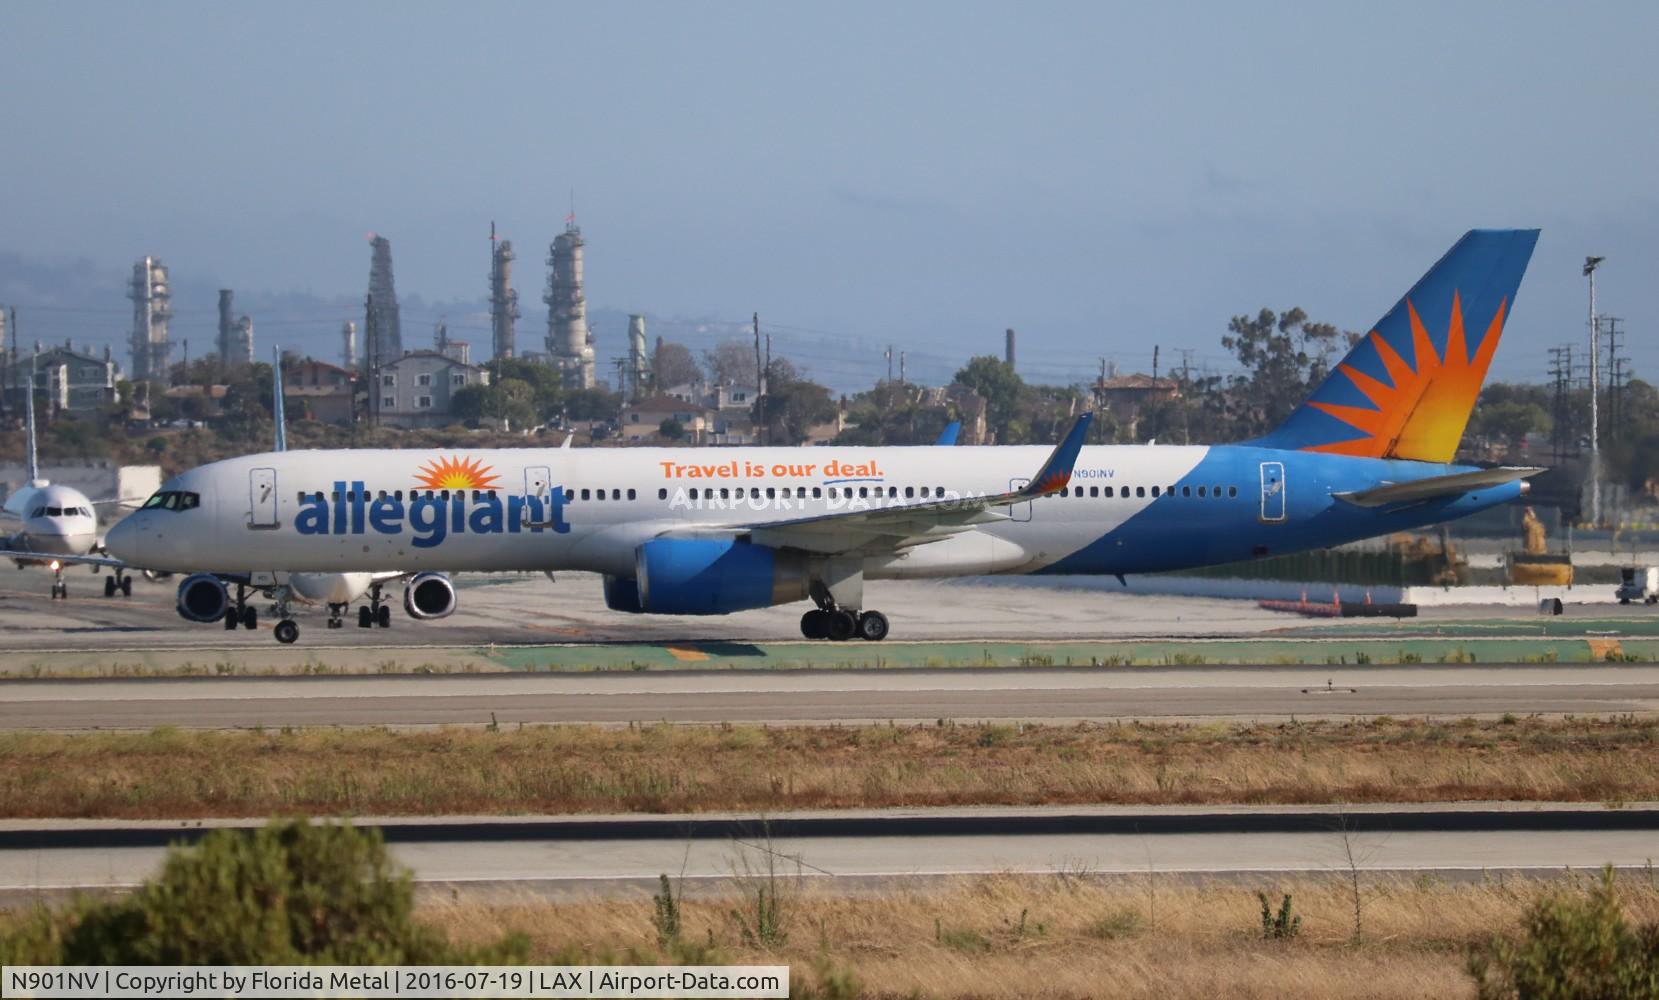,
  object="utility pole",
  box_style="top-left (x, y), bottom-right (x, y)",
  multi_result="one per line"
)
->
top-left (899, 351), bottom-right (906, 385)
top-left (752, 312), bottom-right (765, 446)
top-left (1548, 344), bottom-right (1574, 465)
top-left (1604, 317), bottom-right (1625, 440)
top-left (1152, 345), bottom-right (1160, 381)
top-left (885, 346), bottom-right (893, 384)
top-left (1585, 255), bottom-right (1605, 527)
